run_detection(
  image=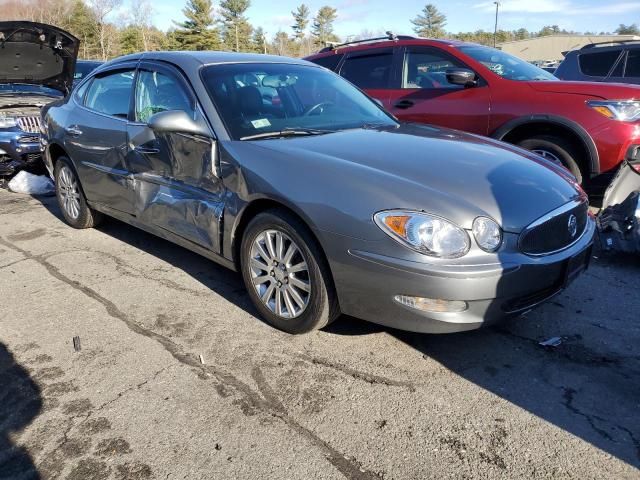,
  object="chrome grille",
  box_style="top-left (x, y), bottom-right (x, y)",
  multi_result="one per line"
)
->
top-left (519, 200), bottom-right (589, 255)
top-left (17, 116), bottom-right (41, 133)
